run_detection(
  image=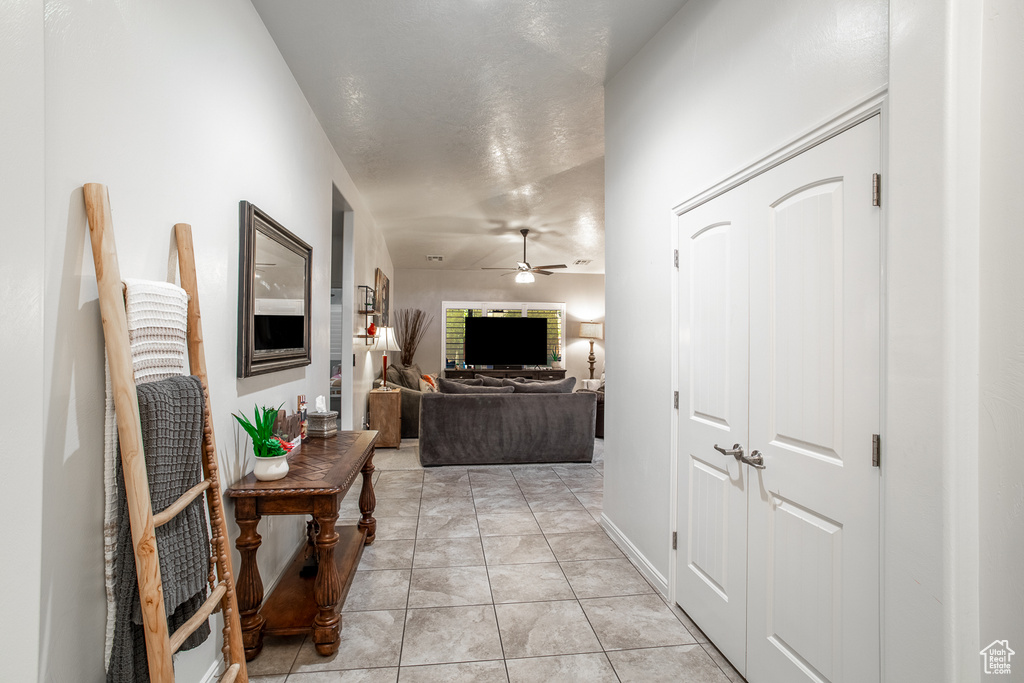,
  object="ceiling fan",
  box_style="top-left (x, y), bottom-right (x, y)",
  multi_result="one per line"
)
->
top-left (482, 228), bottom-right (567, 283)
